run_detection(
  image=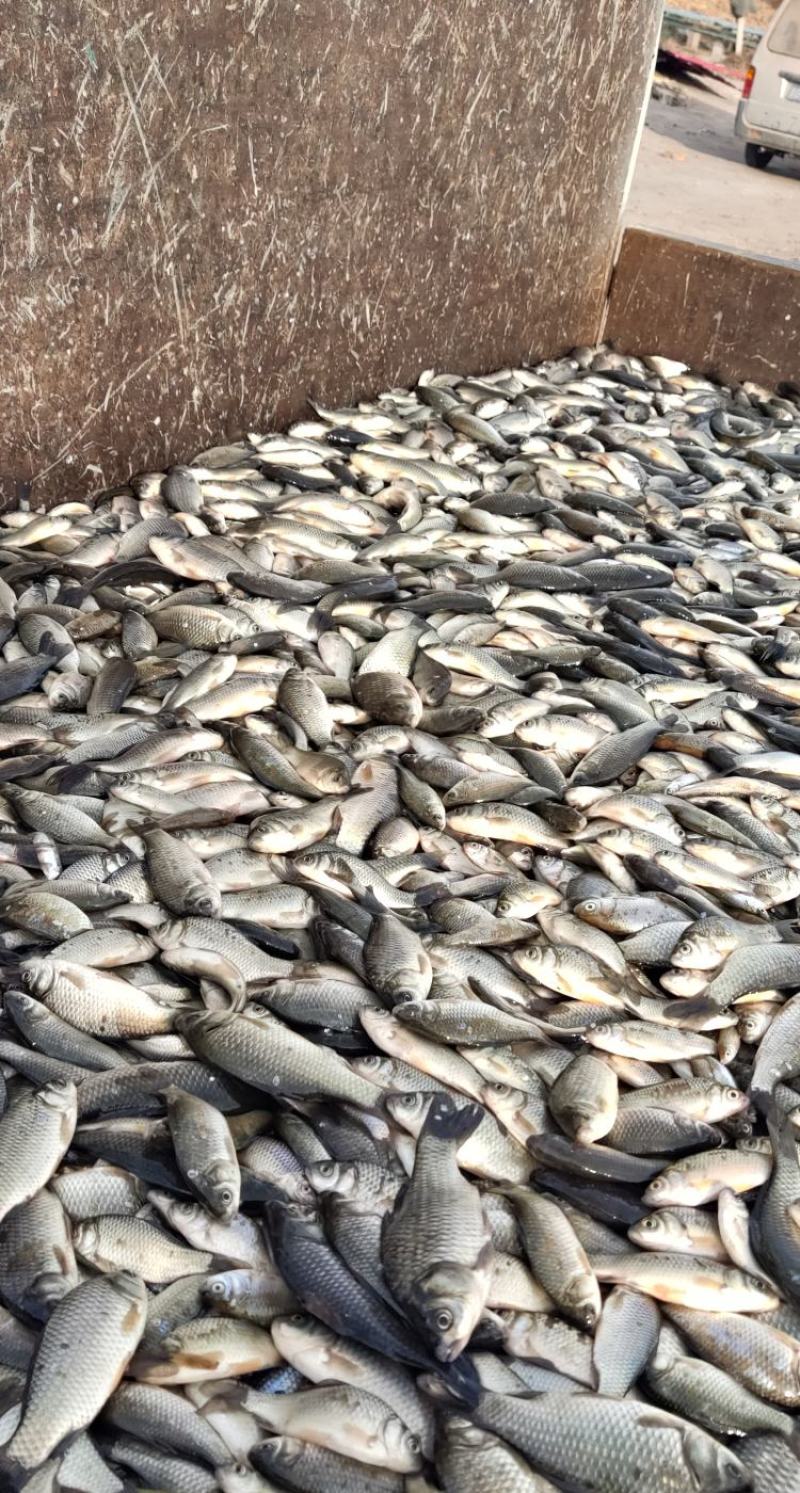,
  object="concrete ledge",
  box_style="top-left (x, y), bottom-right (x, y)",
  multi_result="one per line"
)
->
top-left (605, 227), bottom-right (800, 388)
